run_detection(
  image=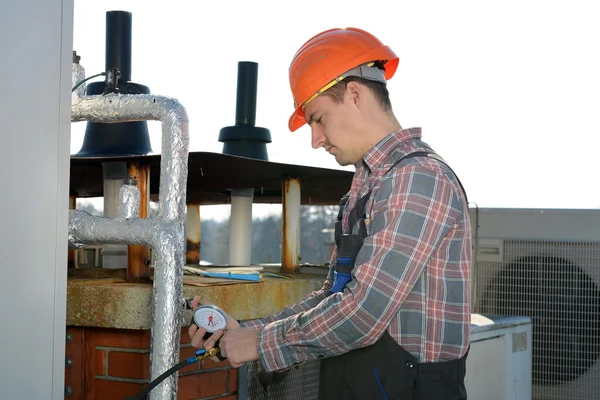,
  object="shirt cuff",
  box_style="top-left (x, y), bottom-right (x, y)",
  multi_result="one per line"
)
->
top-left (240, 318), bottom-right (264, 330)
top-left (257, 320), bottom-right (300, 372)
